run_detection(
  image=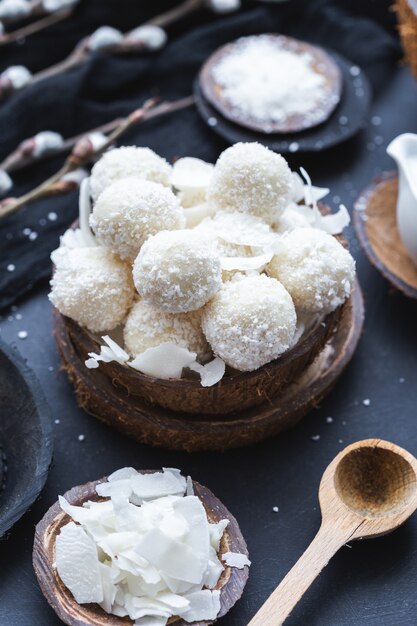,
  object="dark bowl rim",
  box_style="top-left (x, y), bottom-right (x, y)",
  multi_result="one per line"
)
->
top-left (0, 338), bottom-right (53, 537)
